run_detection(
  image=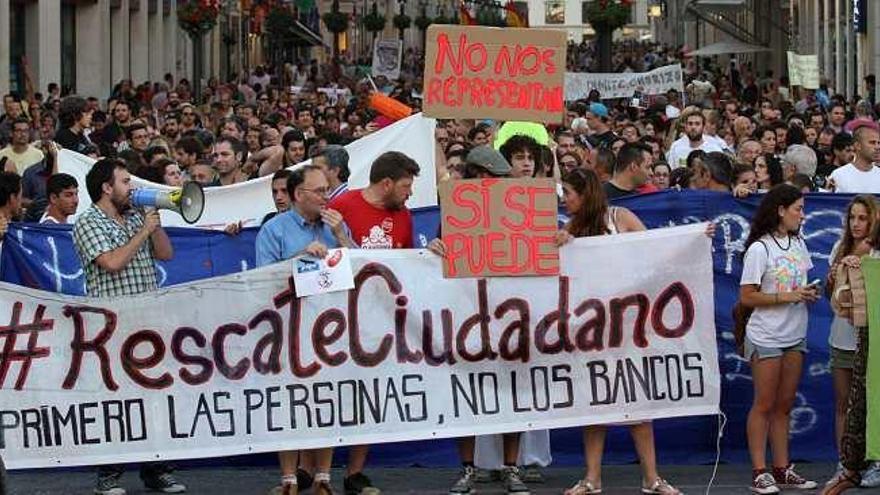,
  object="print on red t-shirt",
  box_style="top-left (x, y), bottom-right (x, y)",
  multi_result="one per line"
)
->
top-left (328, 189), bottom-right (413, 249)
